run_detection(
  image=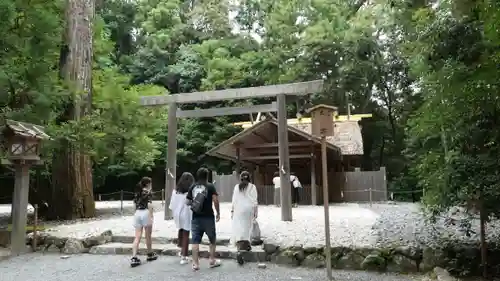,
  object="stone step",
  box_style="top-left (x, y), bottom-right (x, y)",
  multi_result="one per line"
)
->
top-left (89, 242), bottom-right (267, 262)
top-left (111, 235), bottom-right (230, 246)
